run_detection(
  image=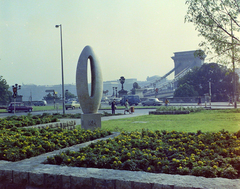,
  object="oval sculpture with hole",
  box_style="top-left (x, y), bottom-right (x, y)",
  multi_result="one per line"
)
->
top-left (76, 46), bottom-right (103, 114)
